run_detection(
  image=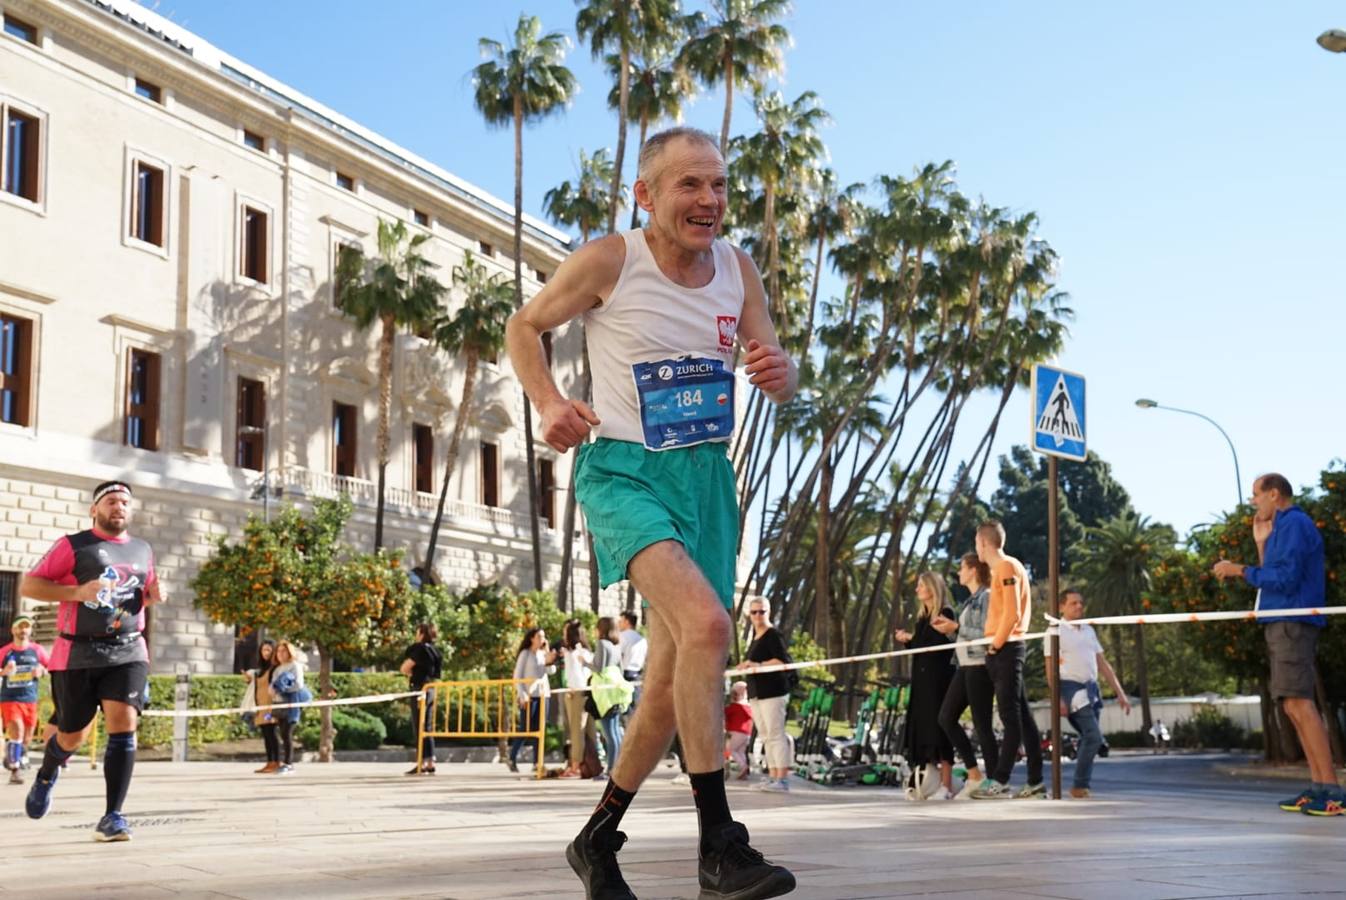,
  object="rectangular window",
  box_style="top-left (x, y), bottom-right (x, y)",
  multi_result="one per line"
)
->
top-left (413, 423), bottom-right (434, 493)
top-left (413, 209), bottom-right (429, 227)
top-left (536, 269), bottom-right (548, 284)
top-left (3, 108), bottom-right (41, 203)
top-left (480, 442), bottom-right (499, 508)
top-left (124, 349), bottom-right (161, 451)
top-left (2, 14), bottom-right (38, 44)
top-left (134, 79), bottom-right (162, 104)
top-left (335, 171), bottom-right (354, 191)
top-left (538, 459), bottom-right (556, 529)
top-left (478, 241), bottom-right (494, 257)
top-left (0, 571), bottom-right (16, 631)
top-left (130, 160), bottom-right (164, 246)
top-left (235, 377), bottom-right (266, 470)
top-left (242, 206), bottom-right (268, 283)
top-left (334, 243), bottom-right (359, 308)
top-left (333, 402), bottom-right (357, 476)
top-left (541, 331), bottom-right (554, 370)
top-left (0, 314), bottom-right (33, 427)
top-left (242, 130), bottom-right (265, 151)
